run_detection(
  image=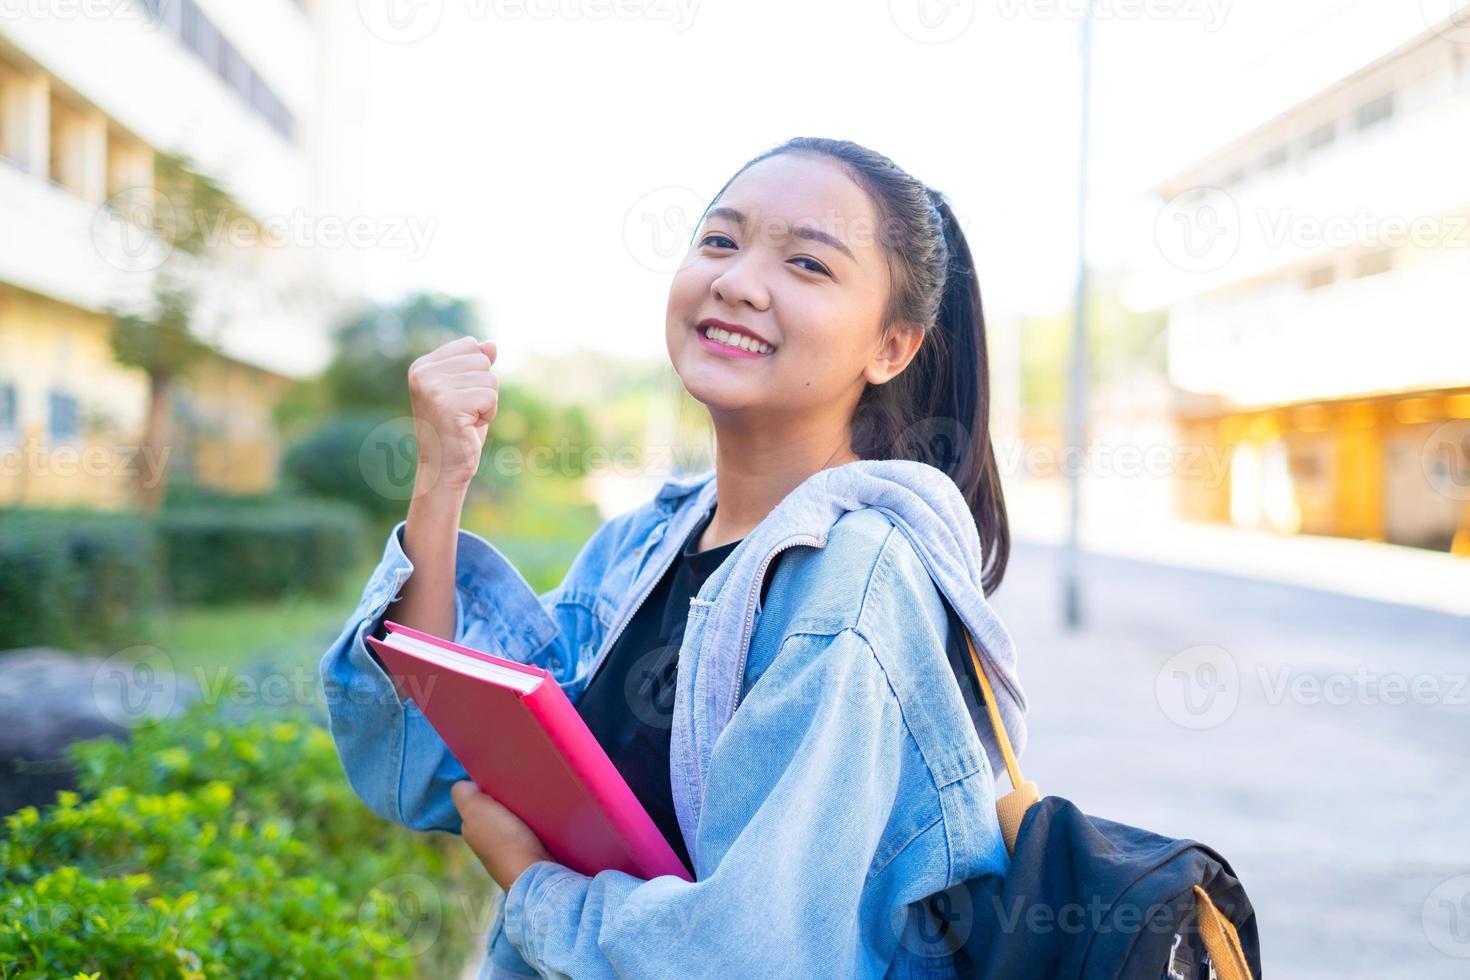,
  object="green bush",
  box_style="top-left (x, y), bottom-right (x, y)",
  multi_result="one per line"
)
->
top-left (0, 501), bottom-right (369, 646)
top-left (156, 501), bottom-right (366, 605)
top-left (0, 510), bottom-right (161, 650)
top-left (282, 414), bottom-right (413, 517)
top-left (0, 701), bottom-right (490, 978)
